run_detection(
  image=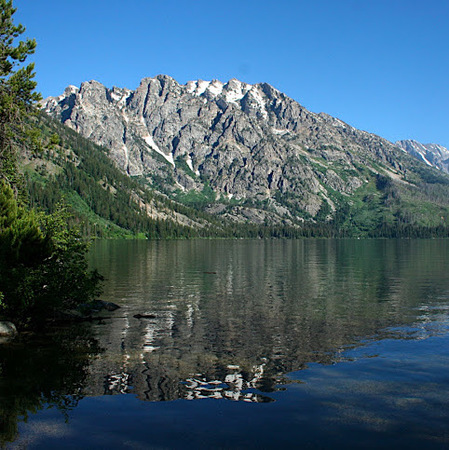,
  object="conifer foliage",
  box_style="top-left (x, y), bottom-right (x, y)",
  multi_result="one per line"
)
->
top-left (0, 0), bottom-right (40, 187)
top-left (0, 1), bottom-right (103, 325)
